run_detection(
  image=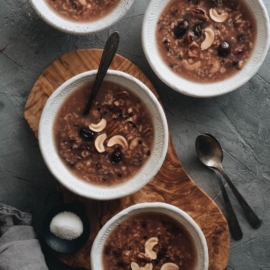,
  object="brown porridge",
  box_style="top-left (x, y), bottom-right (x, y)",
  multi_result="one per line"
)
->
top-left (53, 81), bottom-right (154, 186)
top-left (45, 0), bottom-right (121, 22)
top-left (103, 212), bottom-right (197, 270)
top-left (156, 0), bottom-right (256, 83)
